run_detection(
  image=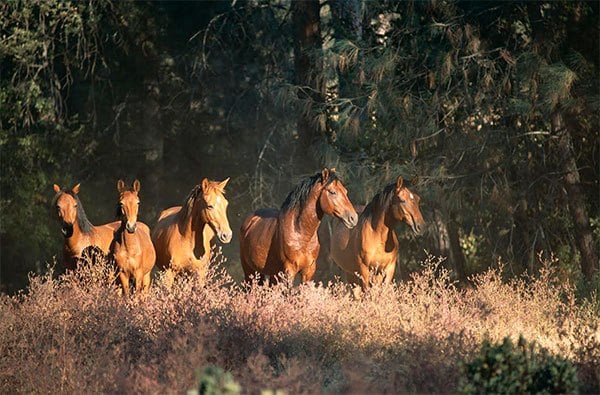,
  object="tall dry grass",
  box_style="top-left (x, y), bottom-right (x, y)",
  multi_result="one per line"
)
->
top-left (0, 252), bottom-right (598, 394)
